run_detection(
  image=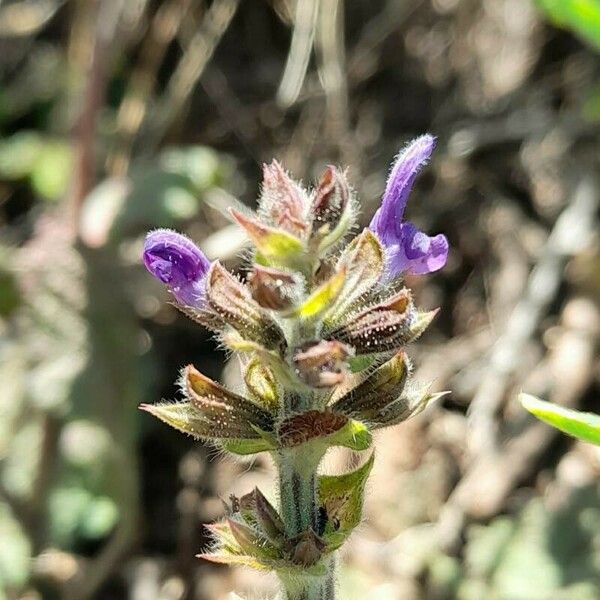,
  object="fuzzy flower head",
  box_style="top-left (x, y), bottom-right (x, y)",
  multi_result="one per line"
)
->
top-left (143, 229), bottom-right (211, 306)
top-left (369, 135), bottom-right (448, 278)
